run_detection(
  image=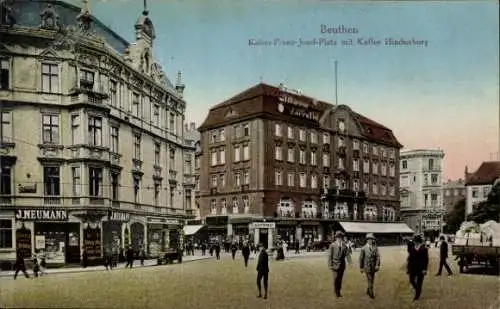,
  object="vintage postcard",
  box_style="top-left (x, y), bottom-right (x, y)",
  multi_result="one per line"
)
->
top-left (0, 0), bottom-right (498, 308)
